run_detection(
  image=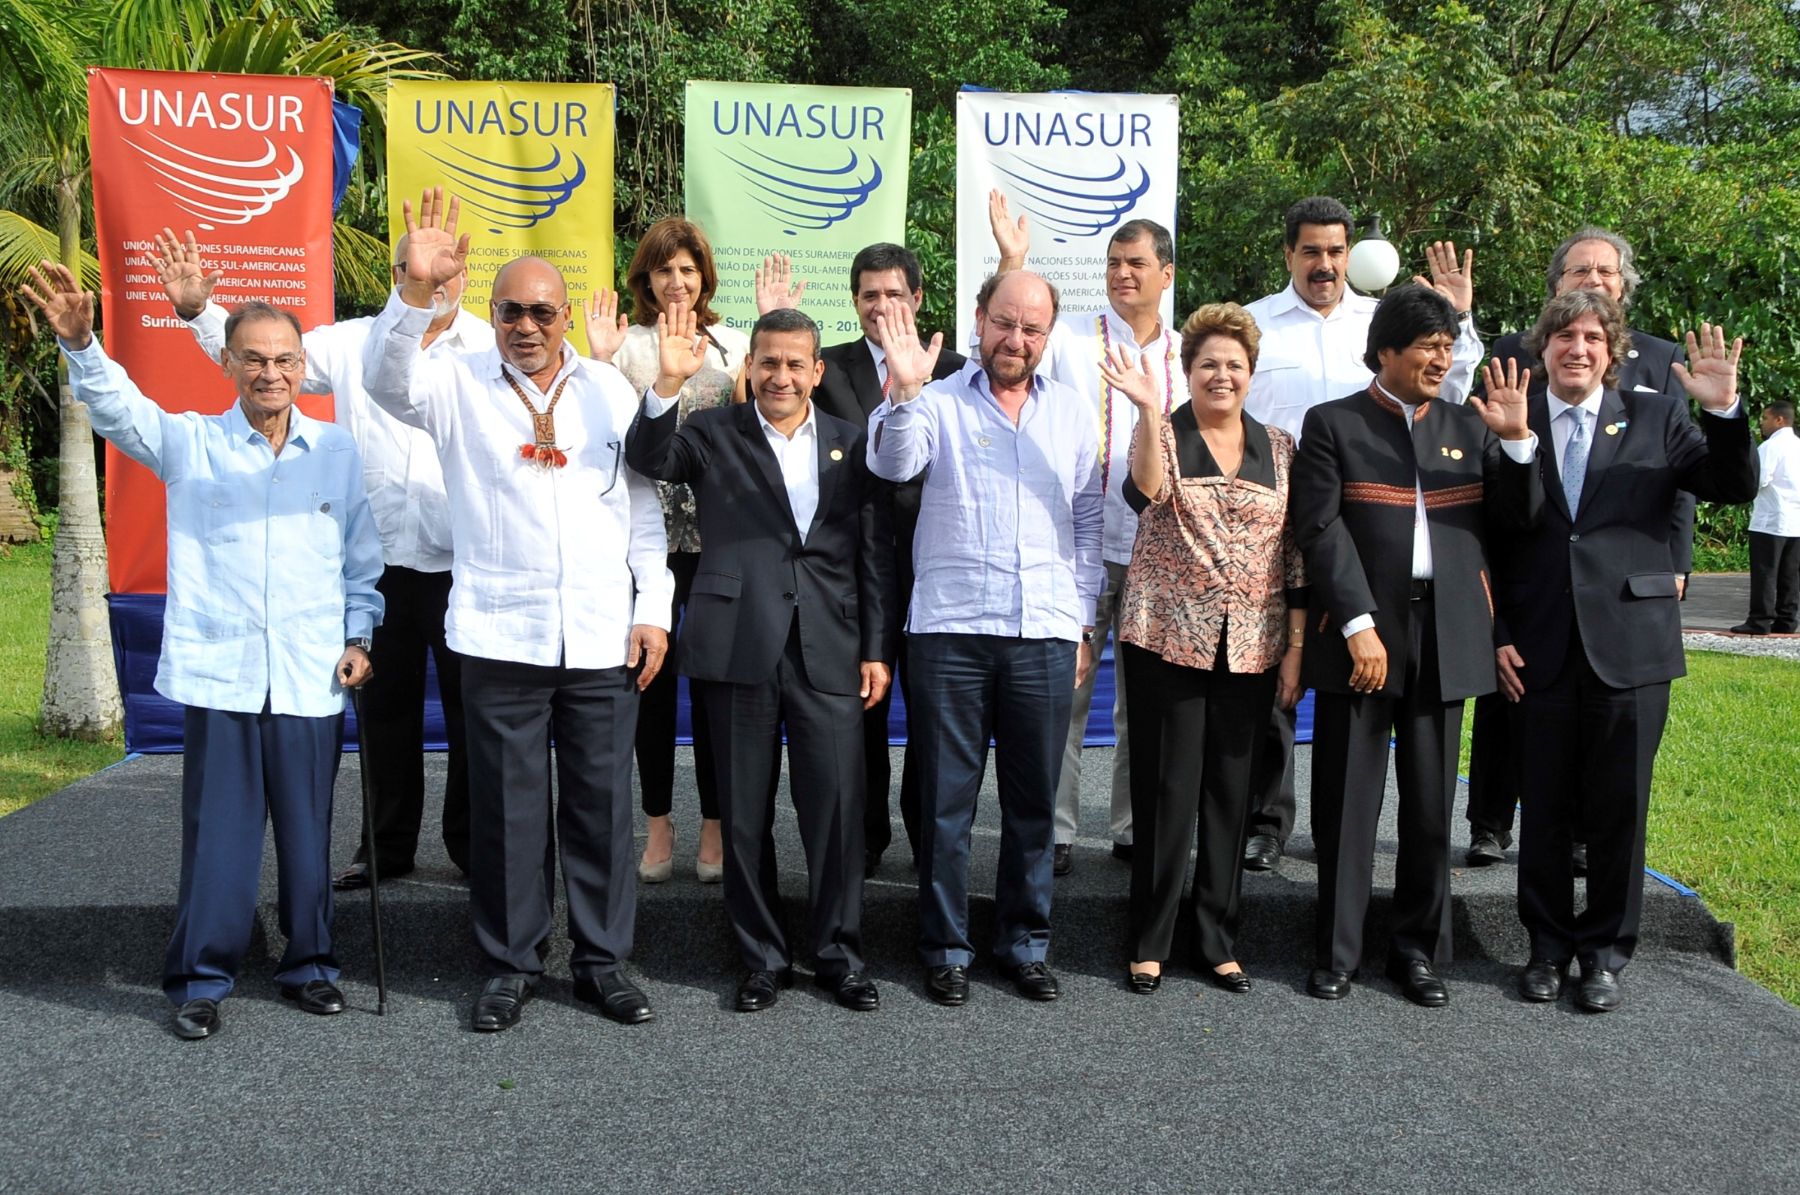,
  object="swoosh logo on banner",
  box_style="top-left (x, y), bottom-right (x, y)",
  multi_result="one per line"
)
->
top-left (719, 147), bottom-right (883, 235)
top-left (992, 152), bottom-right (1152, 243)
top-left (422, 143), bottom-right (587, 234)
top-left (121, 133), bottom-right (305, 231)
